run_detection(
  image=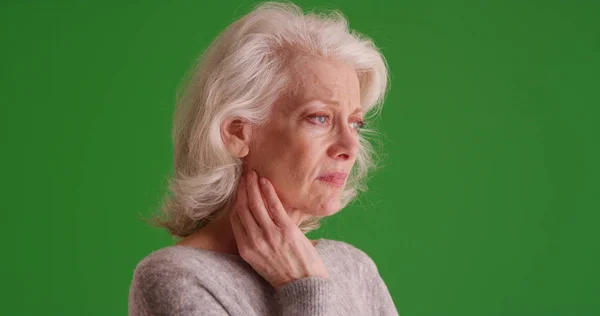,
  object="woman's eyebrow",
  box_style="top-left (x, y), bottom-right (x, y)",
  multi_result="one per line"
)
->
top-left (301, 98), bottom-right (363, 114)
